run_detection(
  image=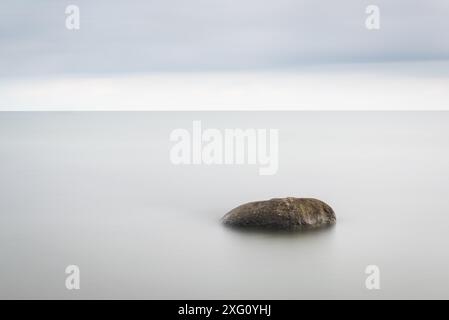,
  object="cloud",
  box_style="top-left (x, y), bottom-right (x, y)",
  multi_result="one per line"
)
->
top-left (2, 61), bottom-right (449, 110)
top-left (0, 0), bottom-right (448, 76)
